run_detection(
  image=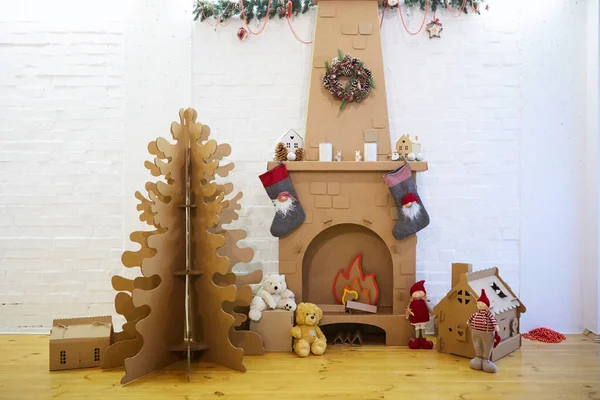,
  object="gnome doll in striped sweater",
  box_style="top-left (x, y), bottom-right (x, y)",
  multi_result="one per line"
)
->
top-left (467, 289), bottom-right (500, 373)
